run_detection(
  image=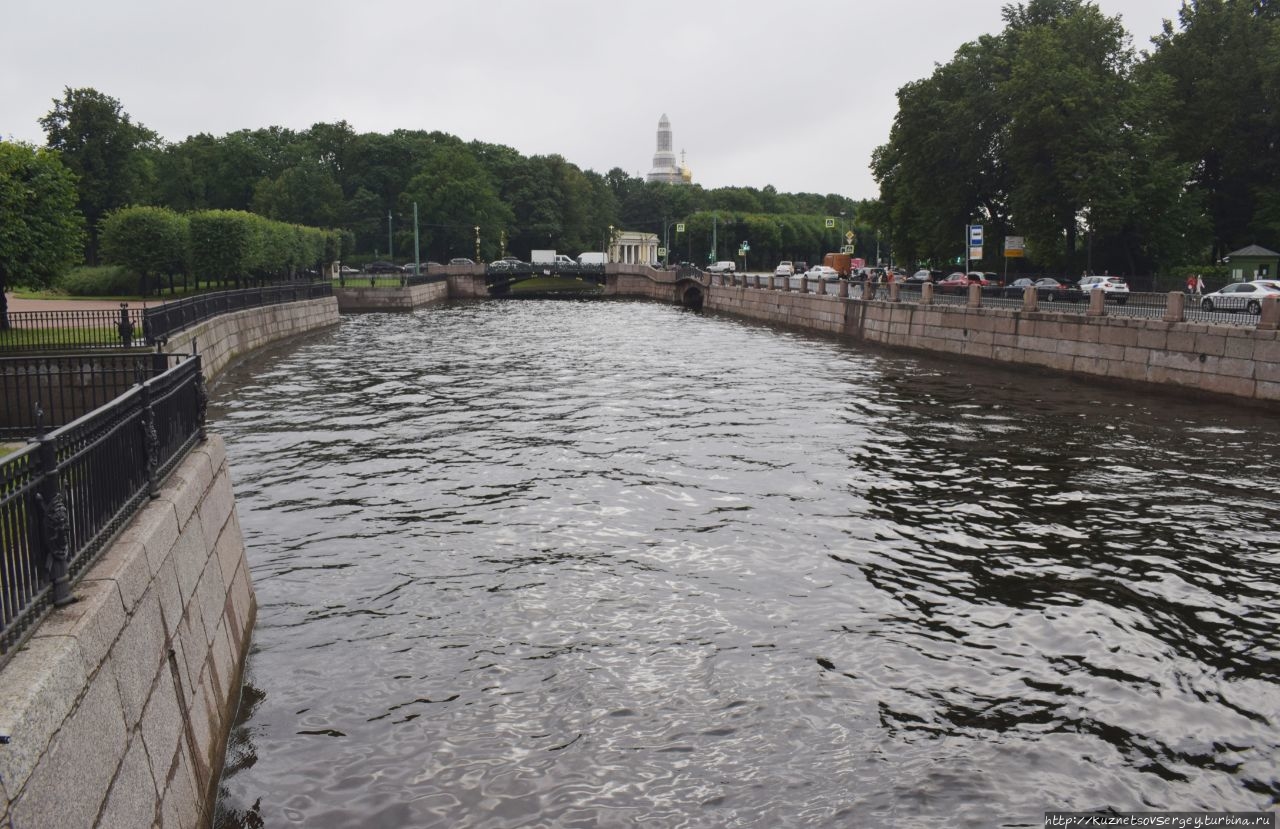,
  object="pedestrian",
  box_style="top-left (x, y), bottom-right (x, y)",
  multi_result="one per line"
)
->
top-left (1186, 274), bottom-right (1196, 294)
top-left (1195, 274), bottom-right (1205, 295)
